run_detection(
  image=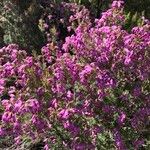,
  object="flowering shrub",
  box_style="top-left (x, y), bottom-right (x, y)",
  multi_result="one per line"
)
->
top-left (40, 1), bottom-right (91, 48)
top-left (0, 1), bottom-right (150, 149)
